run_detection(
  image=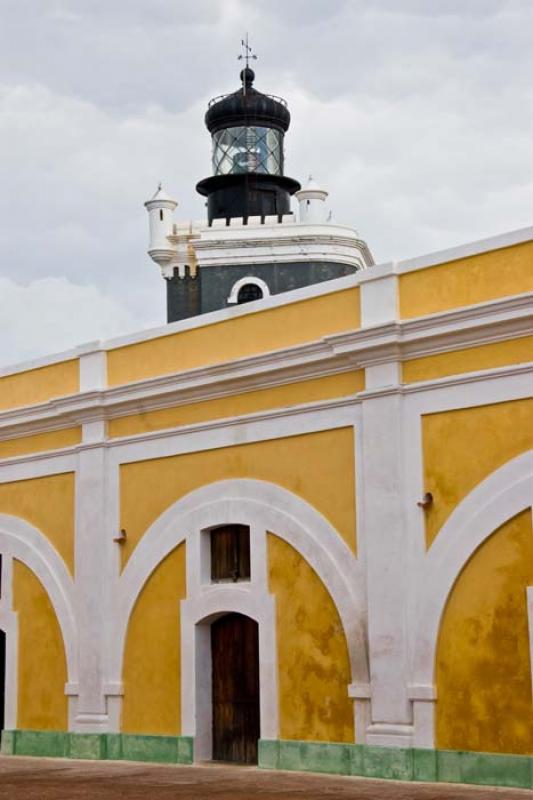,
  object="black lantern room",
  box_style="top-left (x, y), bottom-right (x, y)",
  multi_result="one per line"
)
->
top-left (196, 68), bottom-right (301, 224)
